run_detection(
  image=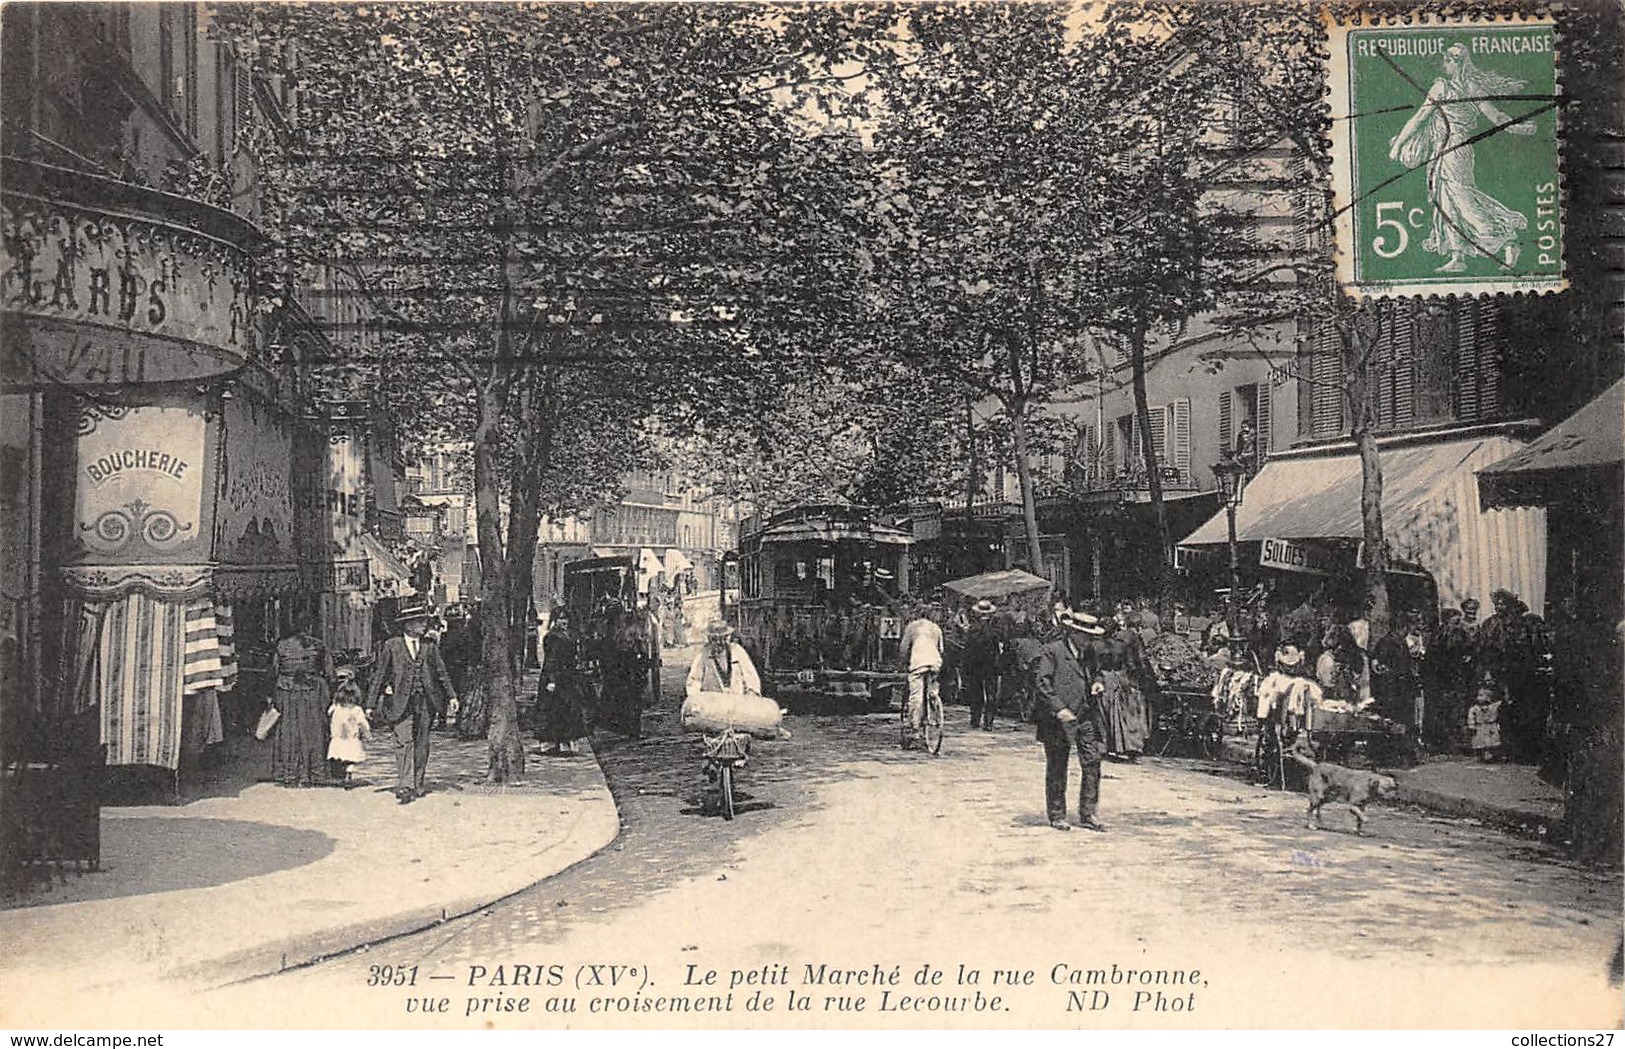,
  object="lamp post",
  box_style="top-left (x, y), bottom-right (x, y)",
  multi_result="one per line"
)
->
top-left (1211, 457), bottom-right (1247, 636)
